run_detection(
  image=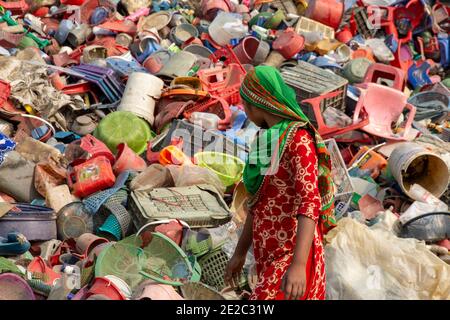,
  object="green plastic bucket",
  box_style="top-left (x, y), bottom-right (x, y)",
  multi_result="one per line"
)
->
top-left (94, 111), bottom-right (154, 155)
top-left (194, 152), bottom-right (245, 187)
